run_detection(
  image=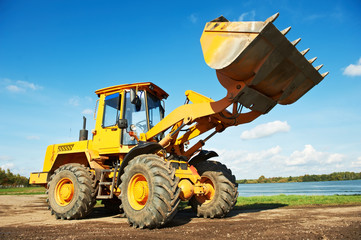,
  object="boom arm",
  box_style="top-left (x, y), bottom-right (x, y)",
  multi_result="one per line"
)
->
top-left (142, 89), bottom-right (262, 158)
